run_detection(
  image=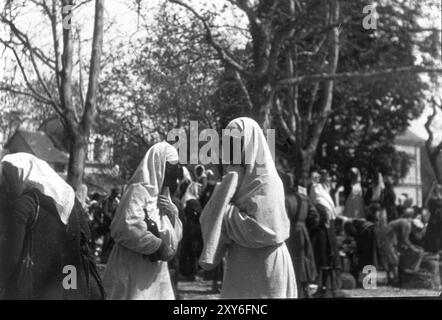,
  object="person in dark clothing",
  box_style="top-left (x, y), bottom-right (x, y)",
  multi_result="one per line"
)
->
top-left (343, 214), bottom-right (379, 284)
top-left (422, 185), bottom-right (442, 254)
top-left (170, 195), bottom-right (185, 299)
top-left (89, 193), bottom-right (103, 241)
top-left (309, 169), bottom-right (343, 298)
top-left (101, 188), bottom-right (120, 263)
top-left (383, 176), bottom-right (398, 222)
top-left (280, 171), bottom-right (318, 298)
top-left (0, 153), bottom-right (104, 300)
top-left (179, 182), bottom-right (203, 281)
top-left (199, 171), bottom-right (223, 292)
top-left (199, 170), bottom-right (217, 208)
